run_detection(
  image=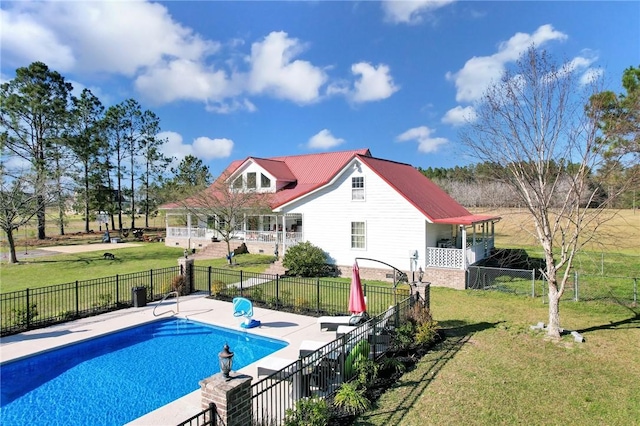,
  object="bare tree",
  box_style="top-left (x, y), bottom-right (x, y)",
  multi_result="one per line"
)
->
top-left (460, 47), bottom-right (630, 339)
top-left (178, 171), bottom-right (272, 263)
top-left (0, 170), bottom-right (44, 264)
